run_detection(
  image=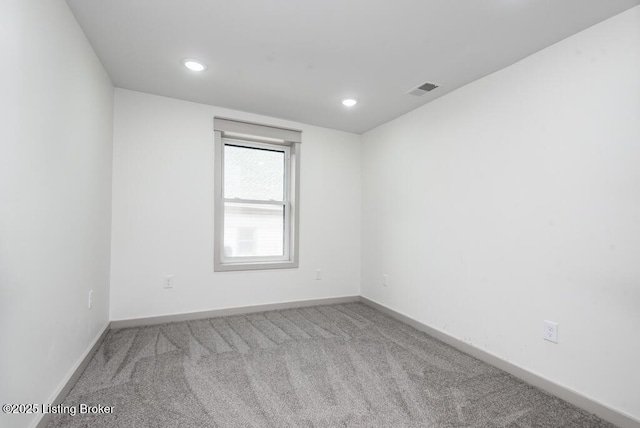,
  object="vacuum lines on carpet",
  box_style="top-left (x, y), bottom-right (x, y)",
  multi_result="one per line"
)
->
top-left (47, 303), bottom-right (613, 427)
